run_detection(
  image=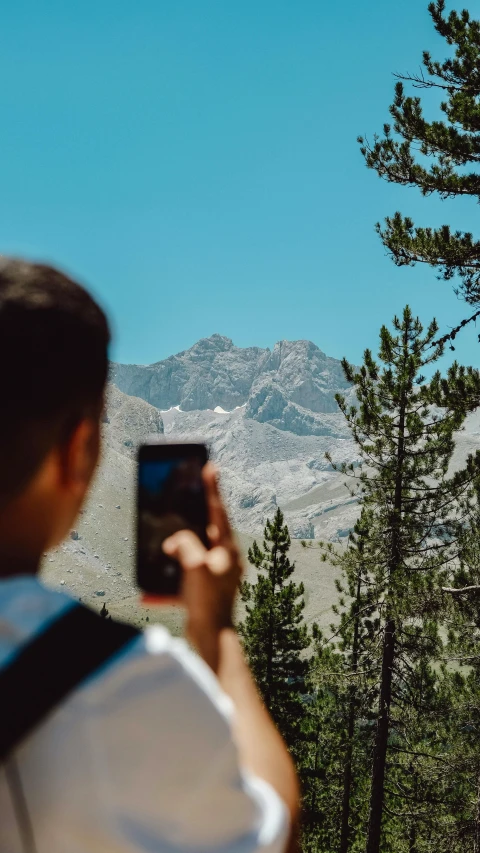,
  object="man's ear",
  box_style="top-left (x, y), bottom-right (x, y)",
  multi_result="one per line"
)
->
top-left (59, 418), bottom-right (101, 496)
